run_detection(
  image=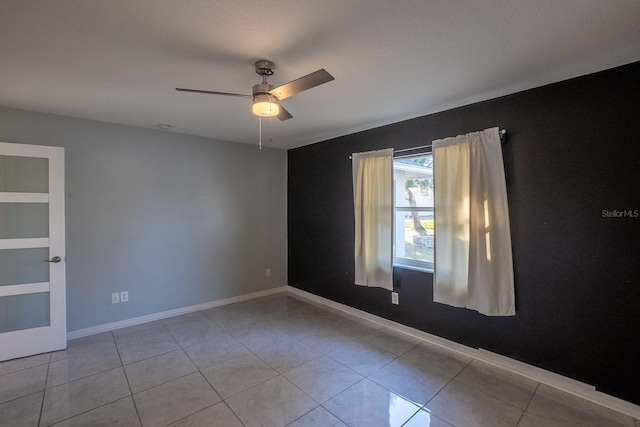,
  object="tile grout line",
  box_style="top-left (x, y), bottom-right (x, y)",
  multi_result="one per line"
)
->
top-left (205, 305), bottom-right (370, 425)
top-left (40, 334), bottom-right (132, 425)
top-left (222, 395), bottom-right (248, 427)
top-left (188, 309), bottom-right (256, 426)
top-left (37, 353), bottom-right (51, 427)
top-left (266, 374), bottom-right (322, 425)
top-left (320, 400), bottom-right (348, 426)
top-left (128, 318), bottom-right (243, 425)
top-left (416, 356), bottom-right (473, 422)
top-left (238, 300), bottom-right (419, 425)
top-left (449, 357), bottom-right (531, 414)
top-left (43, 397), bottom-right (135, 427)
top-left (112, 330), bottom-right (144, 427)
top-left (44, 349), bottom-right (123, 391)
top-left (0, 355), bottom-right (51, 378)
top-left (516, 382), bottom-right (541, 426)
top-left (3, 356), bottom-right (50, 425)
